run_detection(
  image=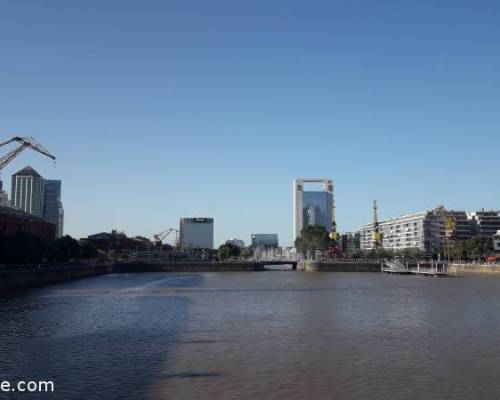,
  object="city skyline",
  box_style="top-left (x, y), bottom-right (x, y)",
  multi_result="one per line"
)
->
top-left (1, 0), bottom-right (499, 245)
